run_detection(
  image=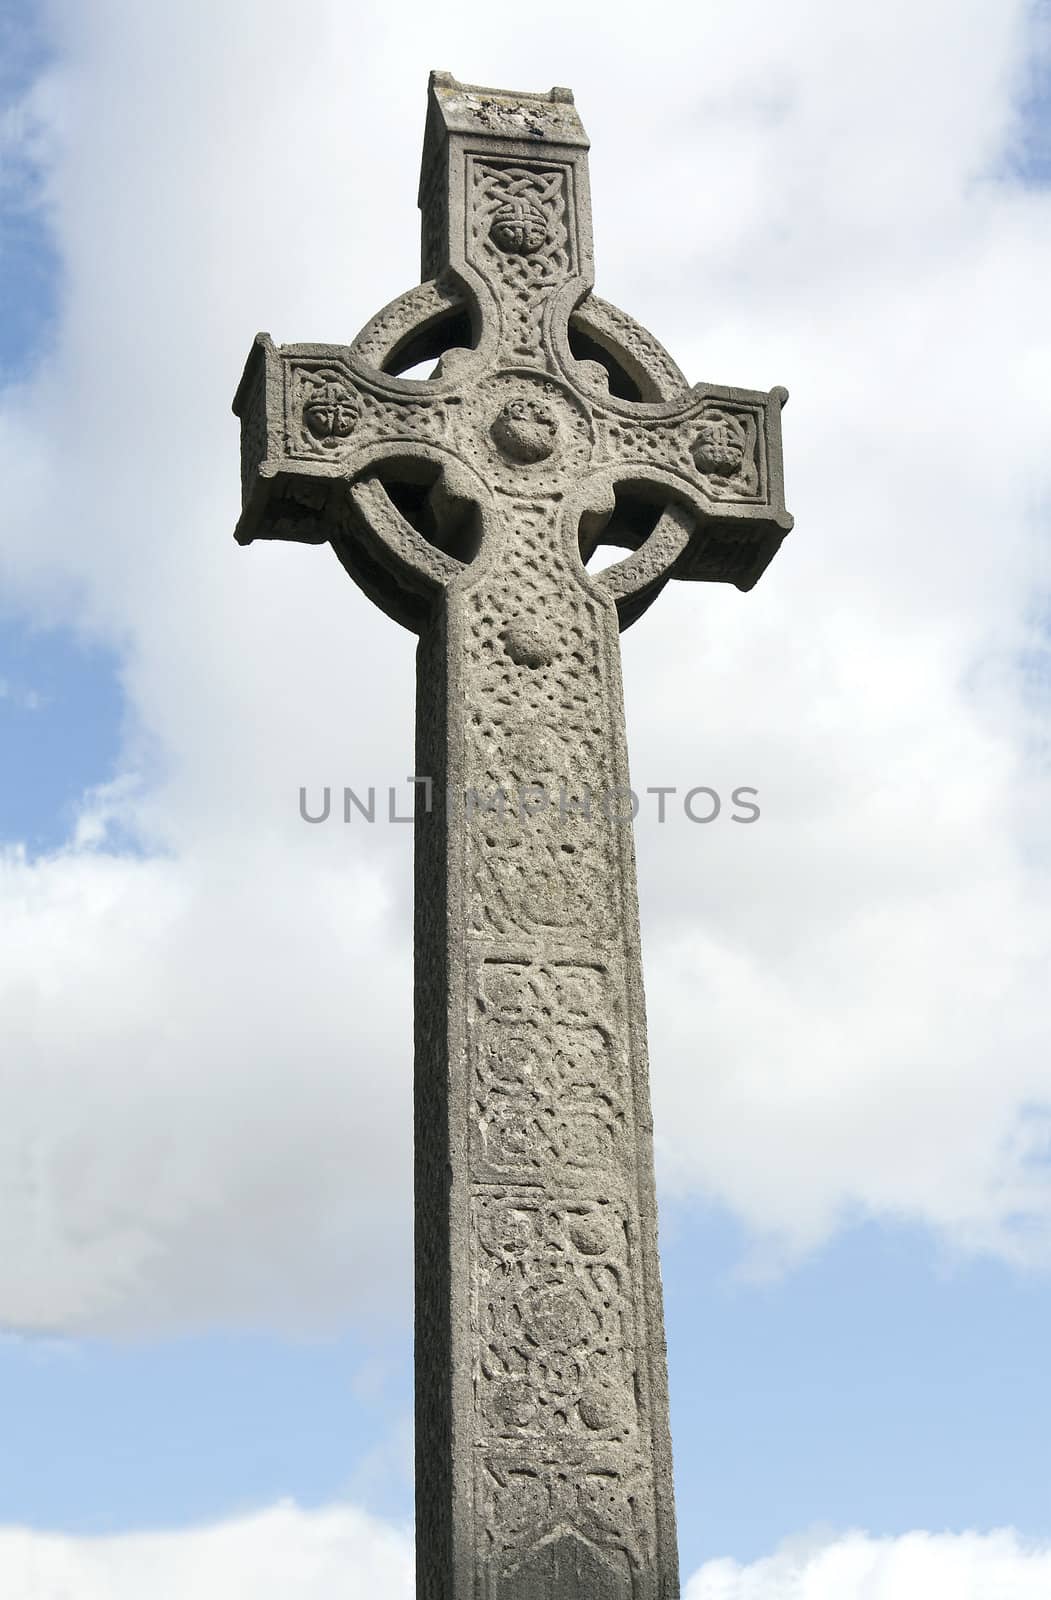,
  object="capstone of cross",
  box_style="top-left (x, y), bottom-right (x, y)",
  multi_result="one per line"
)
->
top-left (233, 71), bottom-right (791, 1600)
